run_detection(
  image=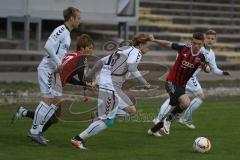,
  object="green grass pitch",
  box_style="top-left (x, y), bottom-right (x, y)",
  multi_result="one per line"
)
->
top-left (0, 98), bottom-right (240, 160)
